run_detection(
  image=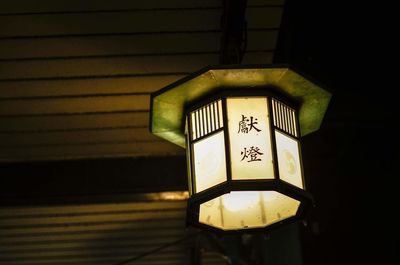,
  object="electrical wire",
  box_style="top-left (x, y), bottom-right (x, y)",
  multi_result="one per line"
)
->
top-left (113, 230), bottom-right (203, 265)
